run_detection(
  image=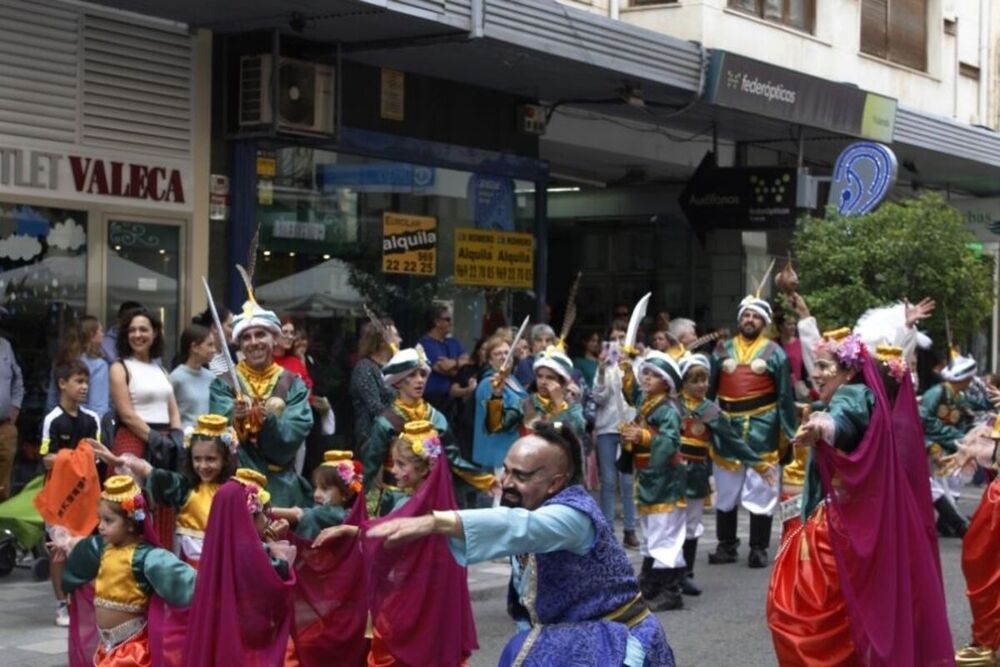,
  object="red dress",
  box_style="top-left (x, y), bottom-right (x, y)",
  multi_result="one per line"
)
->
top-left (962, 476), bottom-right (1000, 650)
